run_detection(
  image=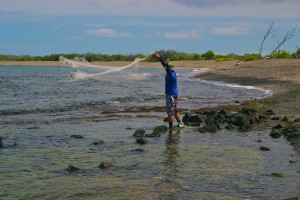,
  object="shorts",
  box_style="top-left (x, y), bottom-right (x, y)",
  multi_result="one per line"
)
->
top-left (166, 95), bottom-right (179, 116)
